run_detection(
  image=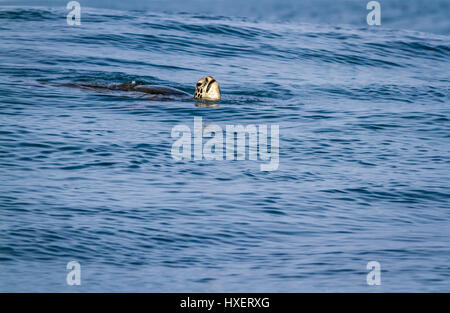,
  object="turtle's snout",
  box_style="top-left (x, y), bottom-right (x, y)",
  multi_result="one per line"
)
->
top-left (194, 76), bottom-right (221, 101)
